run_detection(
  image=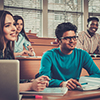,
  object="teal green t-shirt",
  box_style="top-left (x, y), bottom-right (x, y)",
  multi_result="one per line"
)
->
top-left (39, 48), bottom-right (100, 87)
